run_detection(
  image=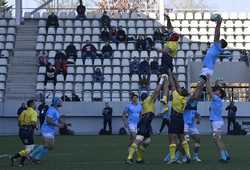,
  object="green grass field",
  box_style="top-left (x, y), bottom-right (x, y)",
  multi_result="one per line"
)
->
top-left (0, 135), bottom-right (250, 170)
